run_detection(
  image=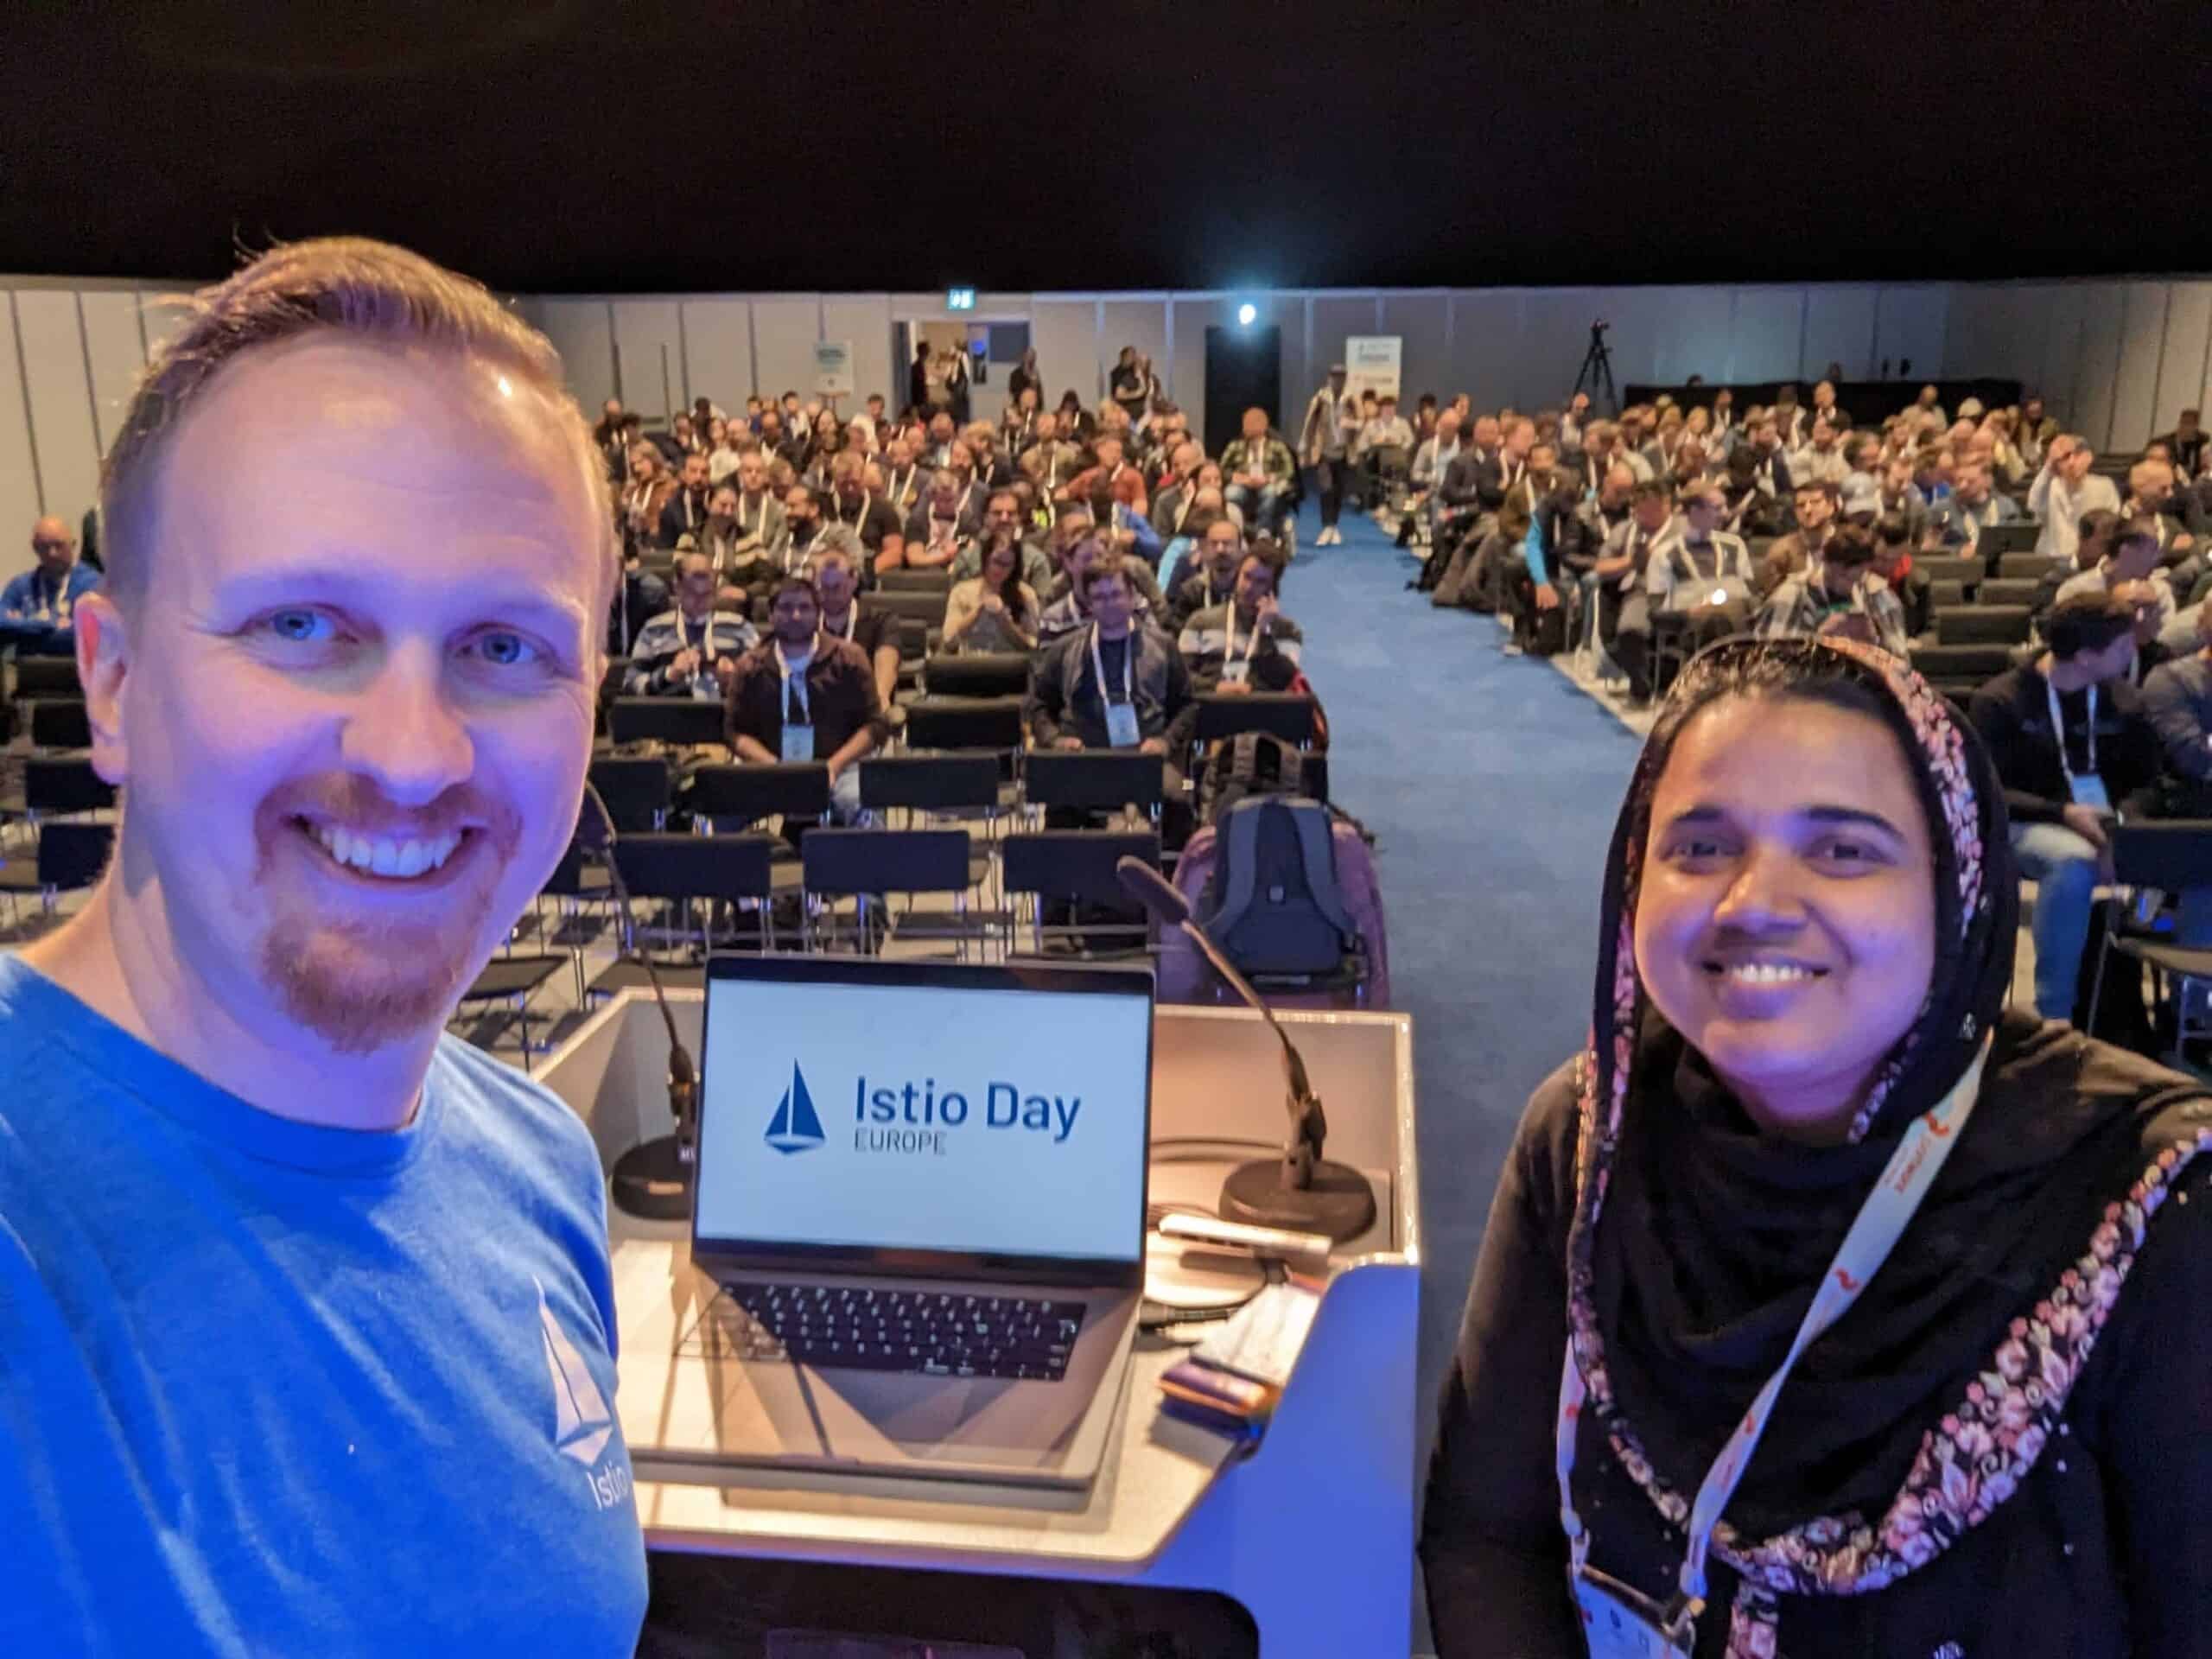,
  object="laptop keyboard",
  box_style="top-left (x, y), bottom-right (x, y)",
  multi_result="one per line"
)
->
top-left (722, 1282), bottom-right (1088, 1381)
